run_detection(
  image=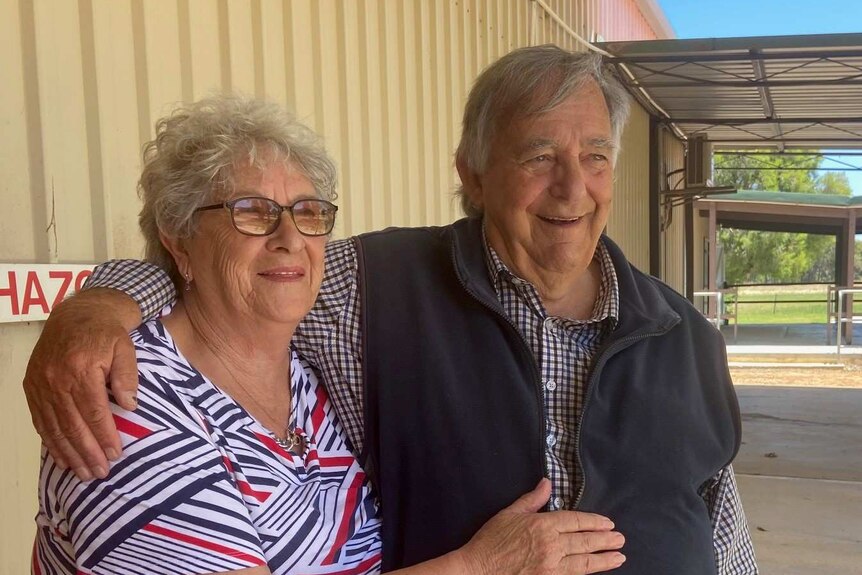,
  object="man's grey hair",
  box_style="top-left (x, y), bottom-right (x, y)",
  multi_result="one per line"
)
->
top-left (455, 45), bottom-right (631, 217)
top-left (138, 94), bottom-right (337, 288)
